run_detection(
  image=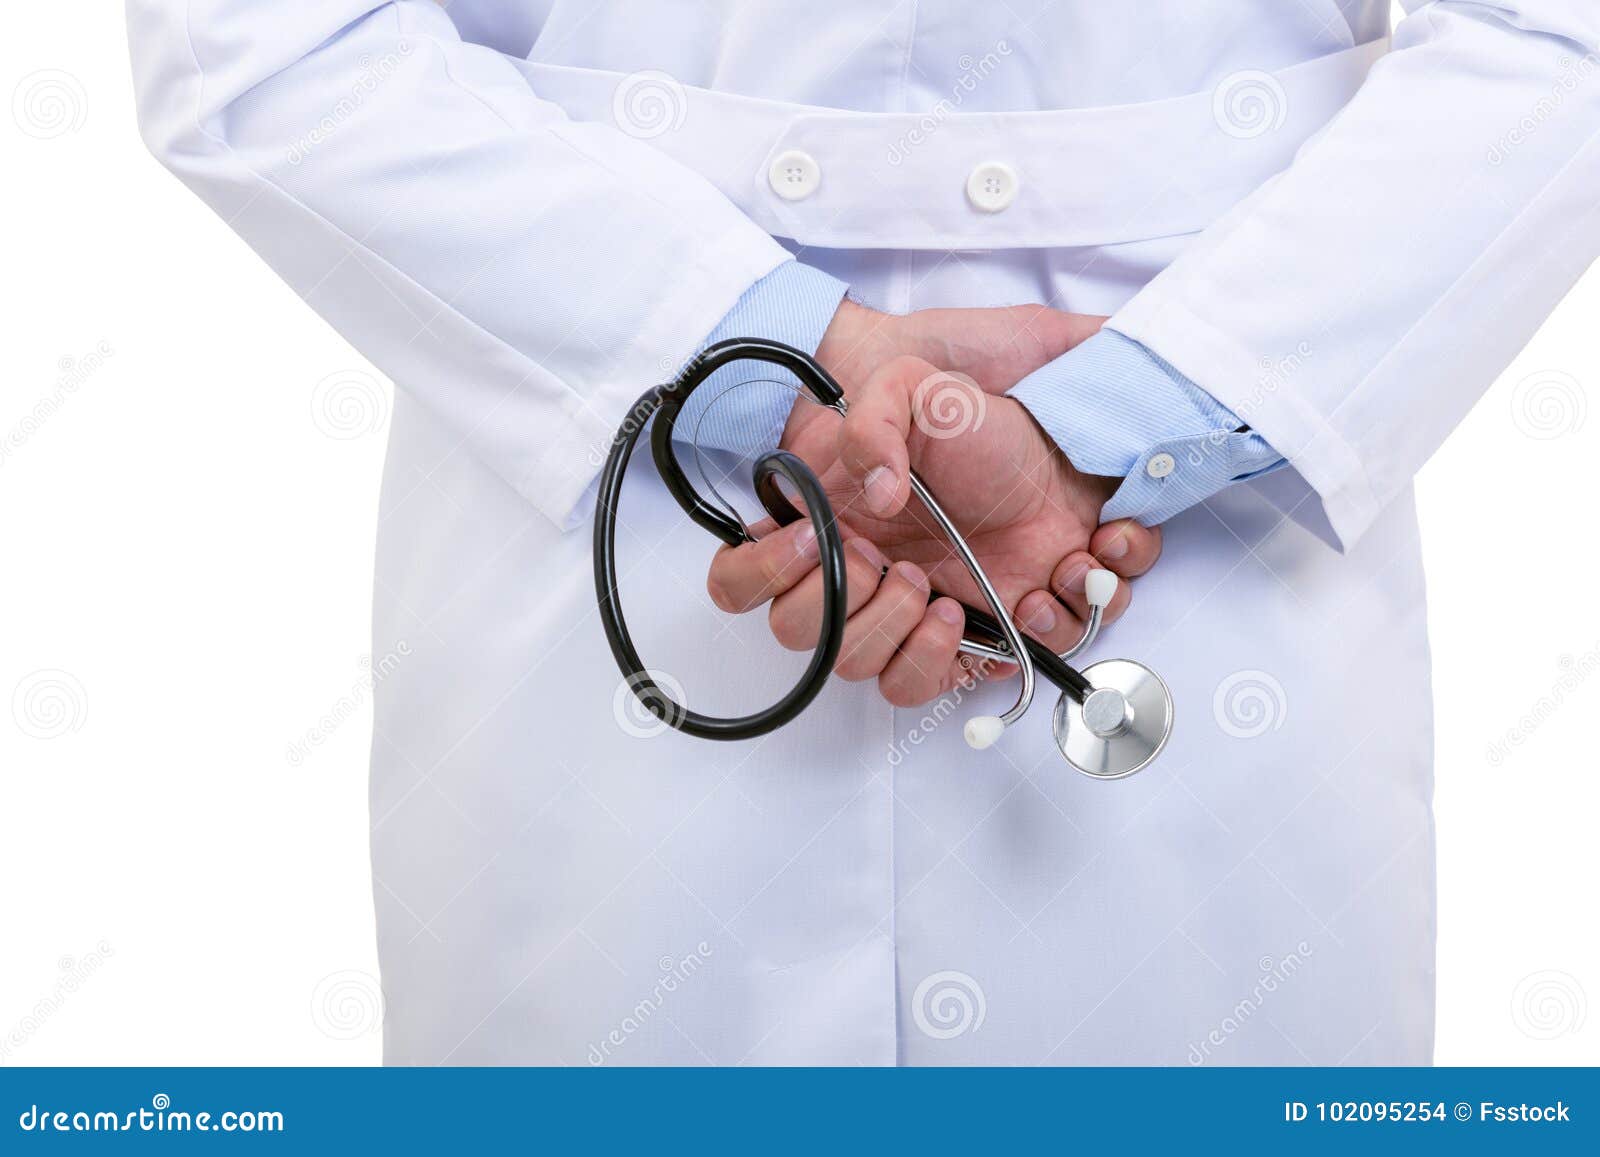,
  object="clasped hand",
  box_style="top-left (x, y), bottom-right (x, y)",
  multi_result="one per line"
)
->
top-left (705, 299), bottom-right (1162, 708)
